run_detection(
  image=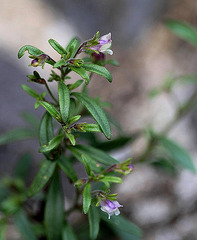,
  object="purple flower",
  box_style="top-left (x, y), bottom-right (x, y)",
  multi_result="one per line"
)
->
top-left (30, 54), bottom-right (49, 68)
top-left (89, 33), bottom-right (113, 55)
top-left (127, 164), bottom-right (134, 171)
top-left (92, 52), bottom-right (105, 63)
top-left (100, 199), bottom-right (123, 219)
